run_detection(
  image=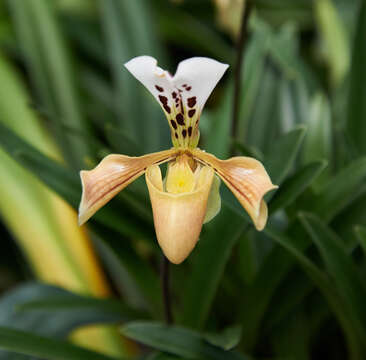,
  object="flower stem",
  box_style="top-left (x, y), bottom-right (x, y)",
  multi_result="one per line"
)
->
top-left (231, 0), bottom-right (253, 149)
top-left (161, 255), bottom-right (173, 324)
